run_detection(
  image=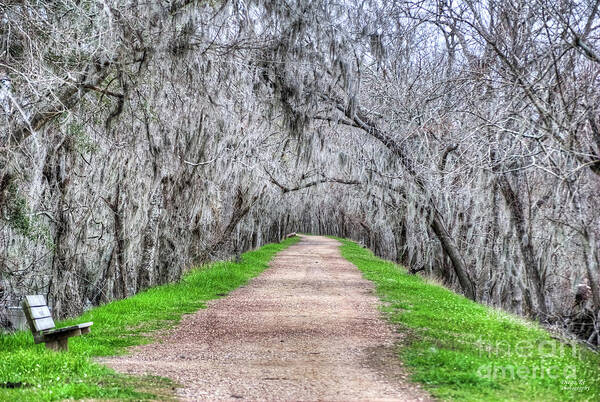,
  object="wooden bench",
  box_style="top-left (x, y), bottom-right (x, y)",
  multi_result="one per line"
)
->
top-left (22, 295), bottom-right (93, 351)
